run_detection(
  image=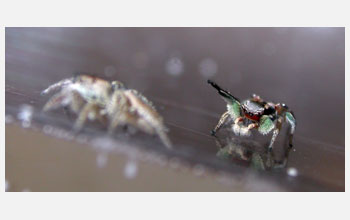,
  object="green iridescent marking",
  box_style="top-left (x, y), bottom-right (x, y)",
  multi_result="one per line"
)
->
top-left (227, 101), bottom-right (241, 120)
top-left (285, 112), bottom-right (295, 126)
top-left (258, 115), bottom-right (275, 135)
